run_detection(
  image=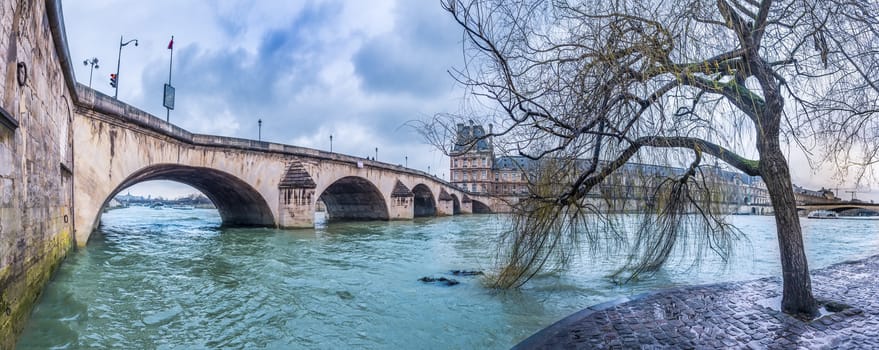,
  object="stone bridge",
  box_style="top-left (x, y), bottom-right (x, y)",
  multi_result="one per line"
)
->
top-left (797, 201), bottom-right (879, 214)
top-left (72, 85), bottom-right (494, 246)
